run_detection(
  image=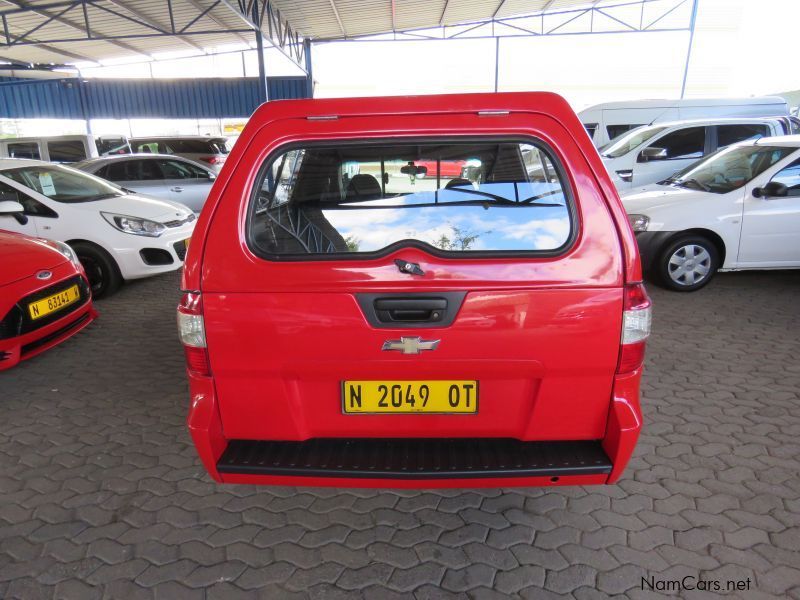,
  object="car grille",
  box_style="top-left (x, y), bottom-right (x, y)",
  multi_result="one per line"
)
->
top-left (0, 275), bottom-right (91, 340)
top-left (164, 213), bottom-right (196, 228)
top-left (173, 241), bottom-right (187, 262)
